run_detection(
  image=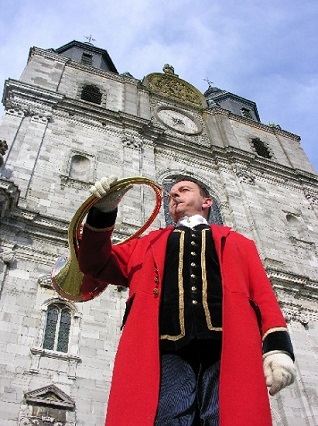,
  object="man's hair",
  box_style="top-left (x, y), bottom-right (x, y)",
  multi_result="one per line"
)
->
top-left (172, 175), bottom-right (211, 198)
